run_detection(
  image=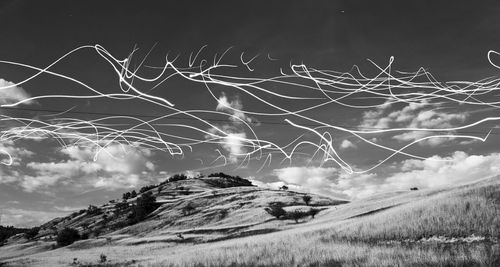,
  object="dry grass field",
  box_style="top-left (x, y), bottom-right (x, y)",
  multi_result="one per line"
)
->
top-left (1, 176), bottom-right (499, 266)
